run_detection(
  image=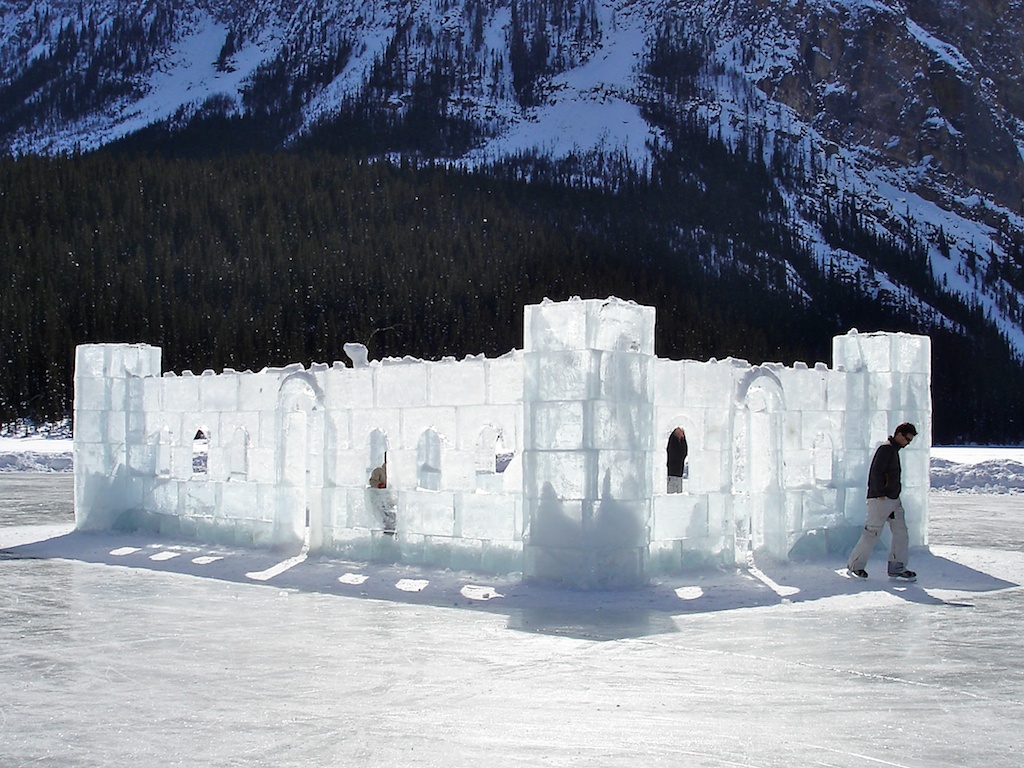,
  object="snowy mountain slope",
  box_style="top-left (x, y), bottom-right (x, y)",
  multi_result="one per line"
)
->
top-left (2, 0), bottom-right (1023, 355)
